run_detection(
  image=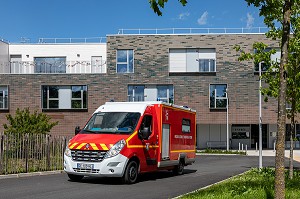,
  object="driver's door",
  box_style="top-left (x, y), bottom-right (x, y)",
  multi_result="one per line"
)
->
top-left (139, 114), bottom-right (158, 171)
